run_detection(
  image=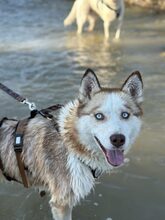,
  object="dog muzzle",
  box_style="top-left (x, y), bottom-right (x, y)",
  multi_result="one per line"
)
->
top-left (94, 136), bottom-right (124, 167)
